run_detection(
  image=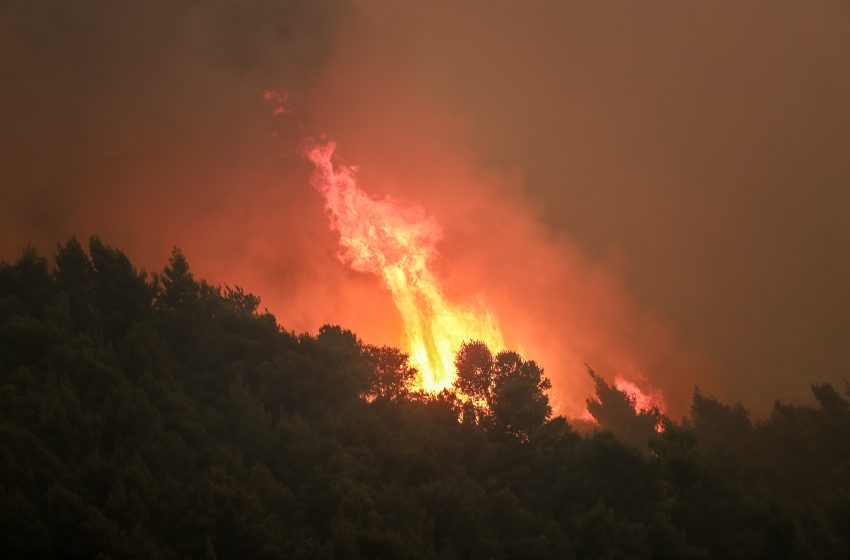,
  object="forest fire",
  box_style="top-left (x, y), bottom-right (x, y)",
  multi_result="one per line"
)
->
top-left (3, 3), bottom-right (849, 556)
top-left (306, 141), bottom-right (504, 392)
